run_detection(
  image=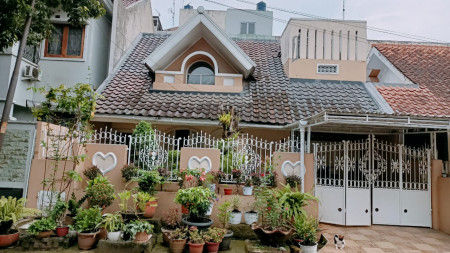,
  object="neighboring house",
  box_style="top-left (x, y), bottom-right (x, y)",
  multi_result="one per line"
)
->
top-left (0, 0), bottom-right (154, 198)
